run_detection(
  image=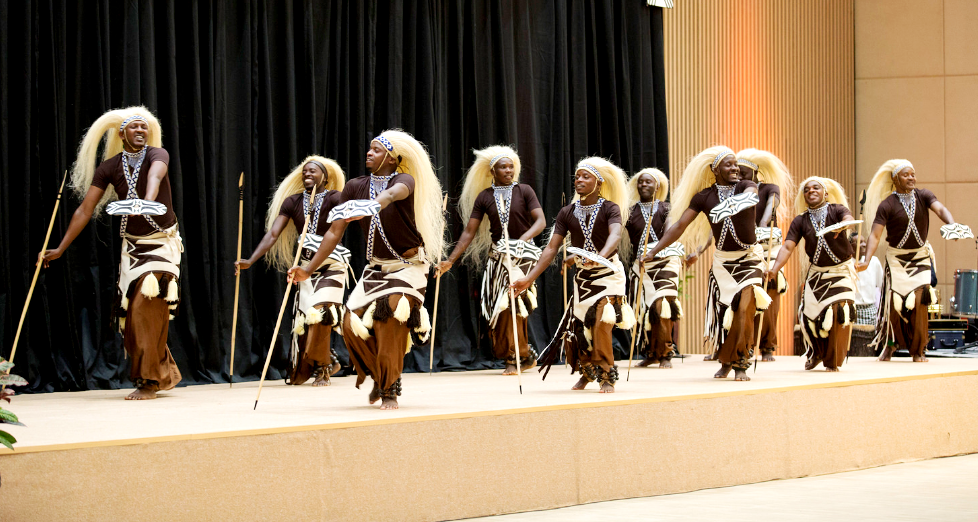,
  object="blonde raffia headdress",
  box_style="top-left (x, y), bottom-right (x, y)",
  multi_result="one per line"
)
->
top-left (70, 106), bottom-right (163, 215)
top-left (264, 156), bottom-right (346, 272)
